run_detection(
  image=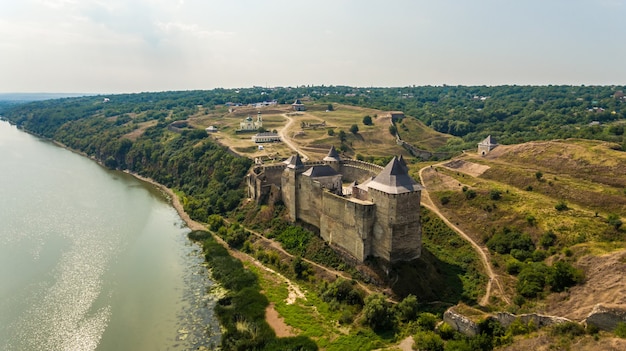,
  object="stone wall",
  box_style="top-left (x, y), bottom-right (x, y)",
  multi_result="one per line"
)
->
top-left (340, 160), bottom-right (382, 183)
top-left (390, 191), bottom-right (422, 262)
top-left (297, 175), bottom-right (324, 228)
top-left (320, 192), bottom-right (375, 261)
top-left (584, 304), bottom-right (626, 331)
top-left (444, 306), bottom-right (574, 337)
top-left (493, 312), bottom-right (572, 329)
top-left (443, 308), bottom-right (480, 336)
